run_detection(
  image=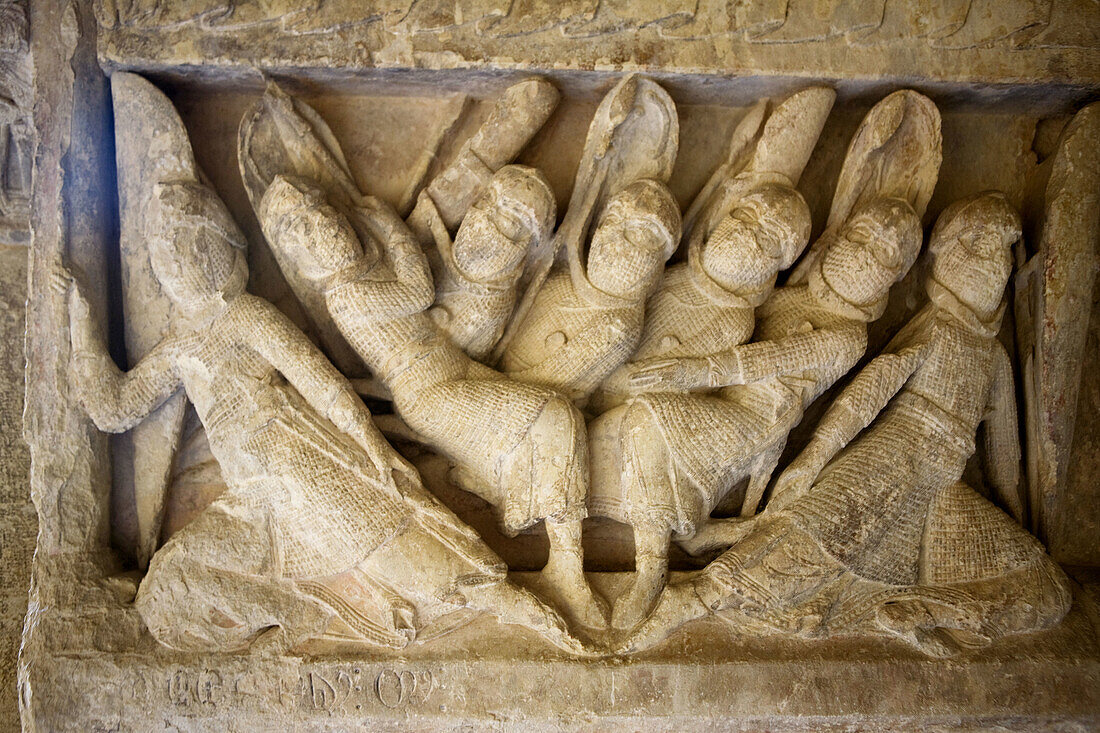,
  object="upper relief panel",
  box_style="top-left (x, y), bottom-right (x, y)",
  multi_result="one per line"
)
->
top-left (93, 0), bottom-right (1100, 93)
